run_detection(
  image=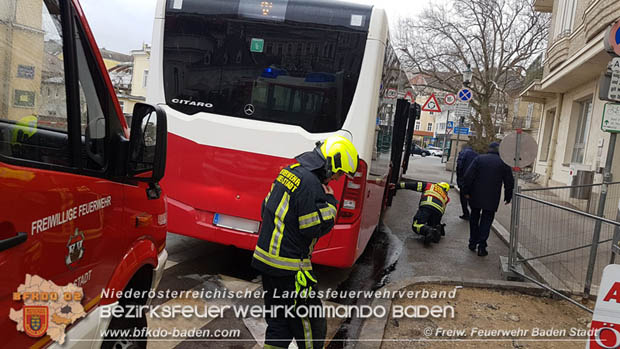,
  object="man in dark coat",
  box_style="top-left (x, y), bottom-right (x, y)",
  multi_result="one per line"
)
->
top-left (462, 142), bottom-right (514, 256)
top-left (456, 144), bottom-right (478, 220)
